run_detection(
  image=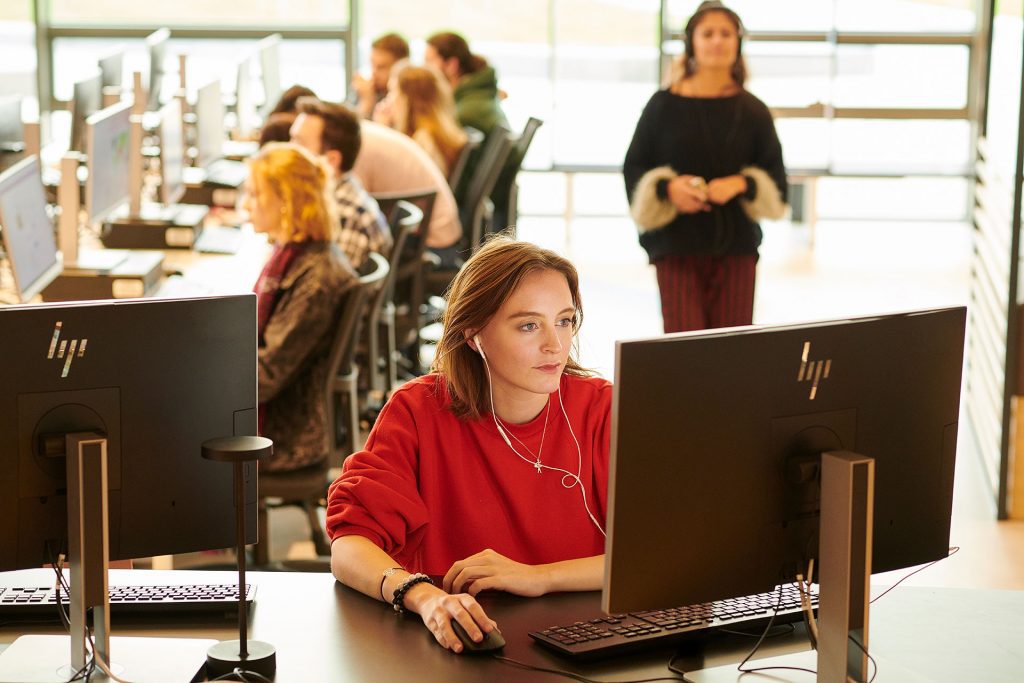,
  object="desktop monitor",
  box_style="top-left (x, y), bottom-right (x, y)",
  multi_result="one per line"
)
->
top-left (145, 28), bottom-right (171, 112)
top-left (98, 49), bottom-right (125, 90)
top-left (0, 294), bottom-right (258, 572)
top-left (0, 95), bottom-right (24, 153)
top-left (257, 34), bottom-right (283, 117)
top-left (158, 98), bottom-right (185, 205)
top-left (235, 56), bottom-right (258, 134)
top-left (0, 156), bottom-right (61, 302)
top-left (85, 101), bottom-right (132, 224)
top-left (69, 72), bottom-right (103, 154)
top-left (195, 78), bottom-right (225, 169)
top-left (603, 306), bottom-right (965, 614)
